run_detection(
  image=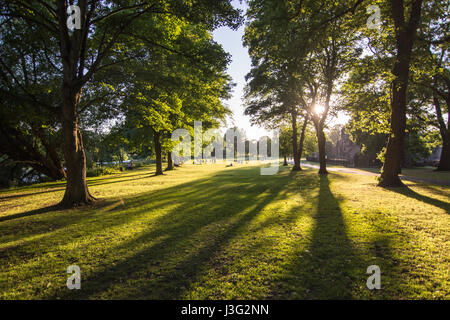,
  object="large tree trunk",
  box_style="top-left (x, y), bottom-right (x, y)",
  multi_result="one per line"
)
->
top-left (378, 0), bottom-right (423, 187)
top-left (166, 151), bottom-right (174, 171)
top-left (437, 131), bottom-right (450, 171)
top-left (434, 94), bottom-right (450, 171)
top-left (60, 87), bottom-right (95, 207)
top-left (291, 111), bottom-right (301, 171)
top-left (154, 130), bottom-right (163, 175)
top-left (379, 78), bottom-right (407, 186)
top-left (316, 123), bottom-right (328, 175)
top-left (57, 1), bottom-right (95, 207)
top-left (283, 155), bottom-right (288, 166)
